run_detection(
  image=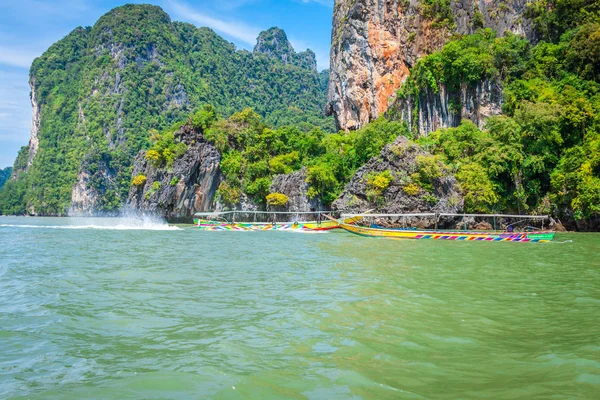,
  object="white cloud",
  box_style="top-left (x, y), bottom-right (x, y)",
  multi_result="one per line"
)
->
top-left (165, 0), bottom-right (260, 46)
top-left (0, 68), bottom-right (32, 153)
top-left (1, 0), bottom-right (92, 17)
top-left (165, 1), bottom-right (330, 70)
top-left (212, 0), bottom-right (260, 11)
top-left (0, 45), bottom-right (41, 69)
top-left (300, 0), bottom-right (333, 7)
